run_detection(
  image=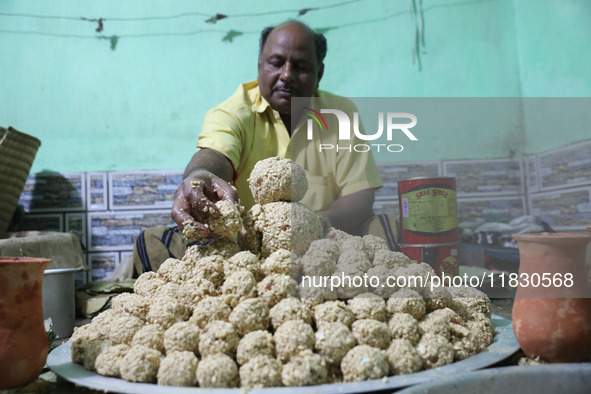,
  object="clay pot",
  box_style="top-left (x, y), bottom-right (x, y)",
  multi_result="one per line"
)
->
top-left (512, 233), bottom-right (591, 363)
top-left (0, 257), bottom-right (51, 389)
